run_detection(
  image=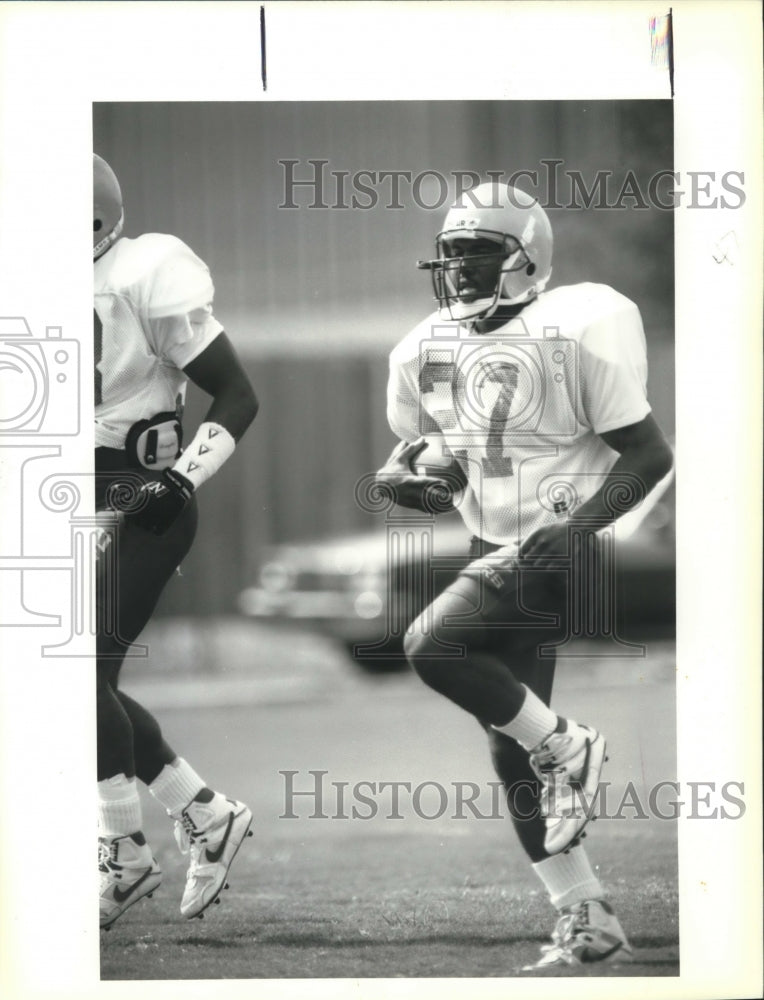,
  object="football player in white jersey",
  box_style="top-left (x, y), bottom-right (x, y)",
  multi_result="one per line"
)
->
top-left (377, 181), bottom-right (673, 969)
top-left (93, 154), bottom-right (259, 929)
